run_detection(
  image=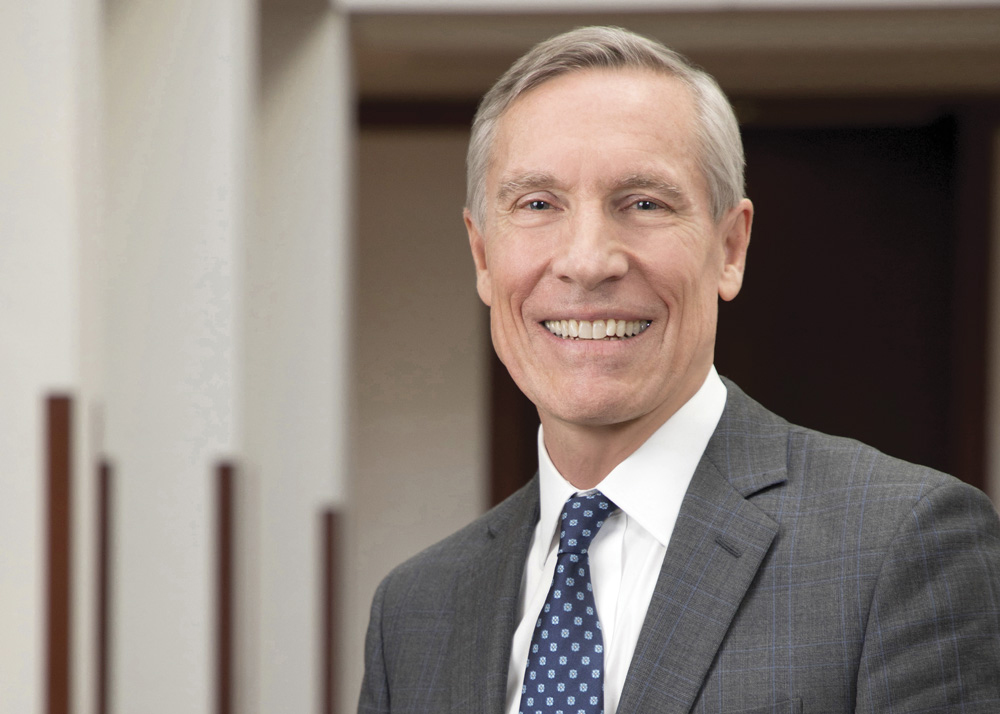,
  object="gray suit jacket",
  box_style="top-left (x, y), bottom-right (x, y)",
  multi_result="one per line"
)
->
top-left (359, 380), bottom-right (1000, 713)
